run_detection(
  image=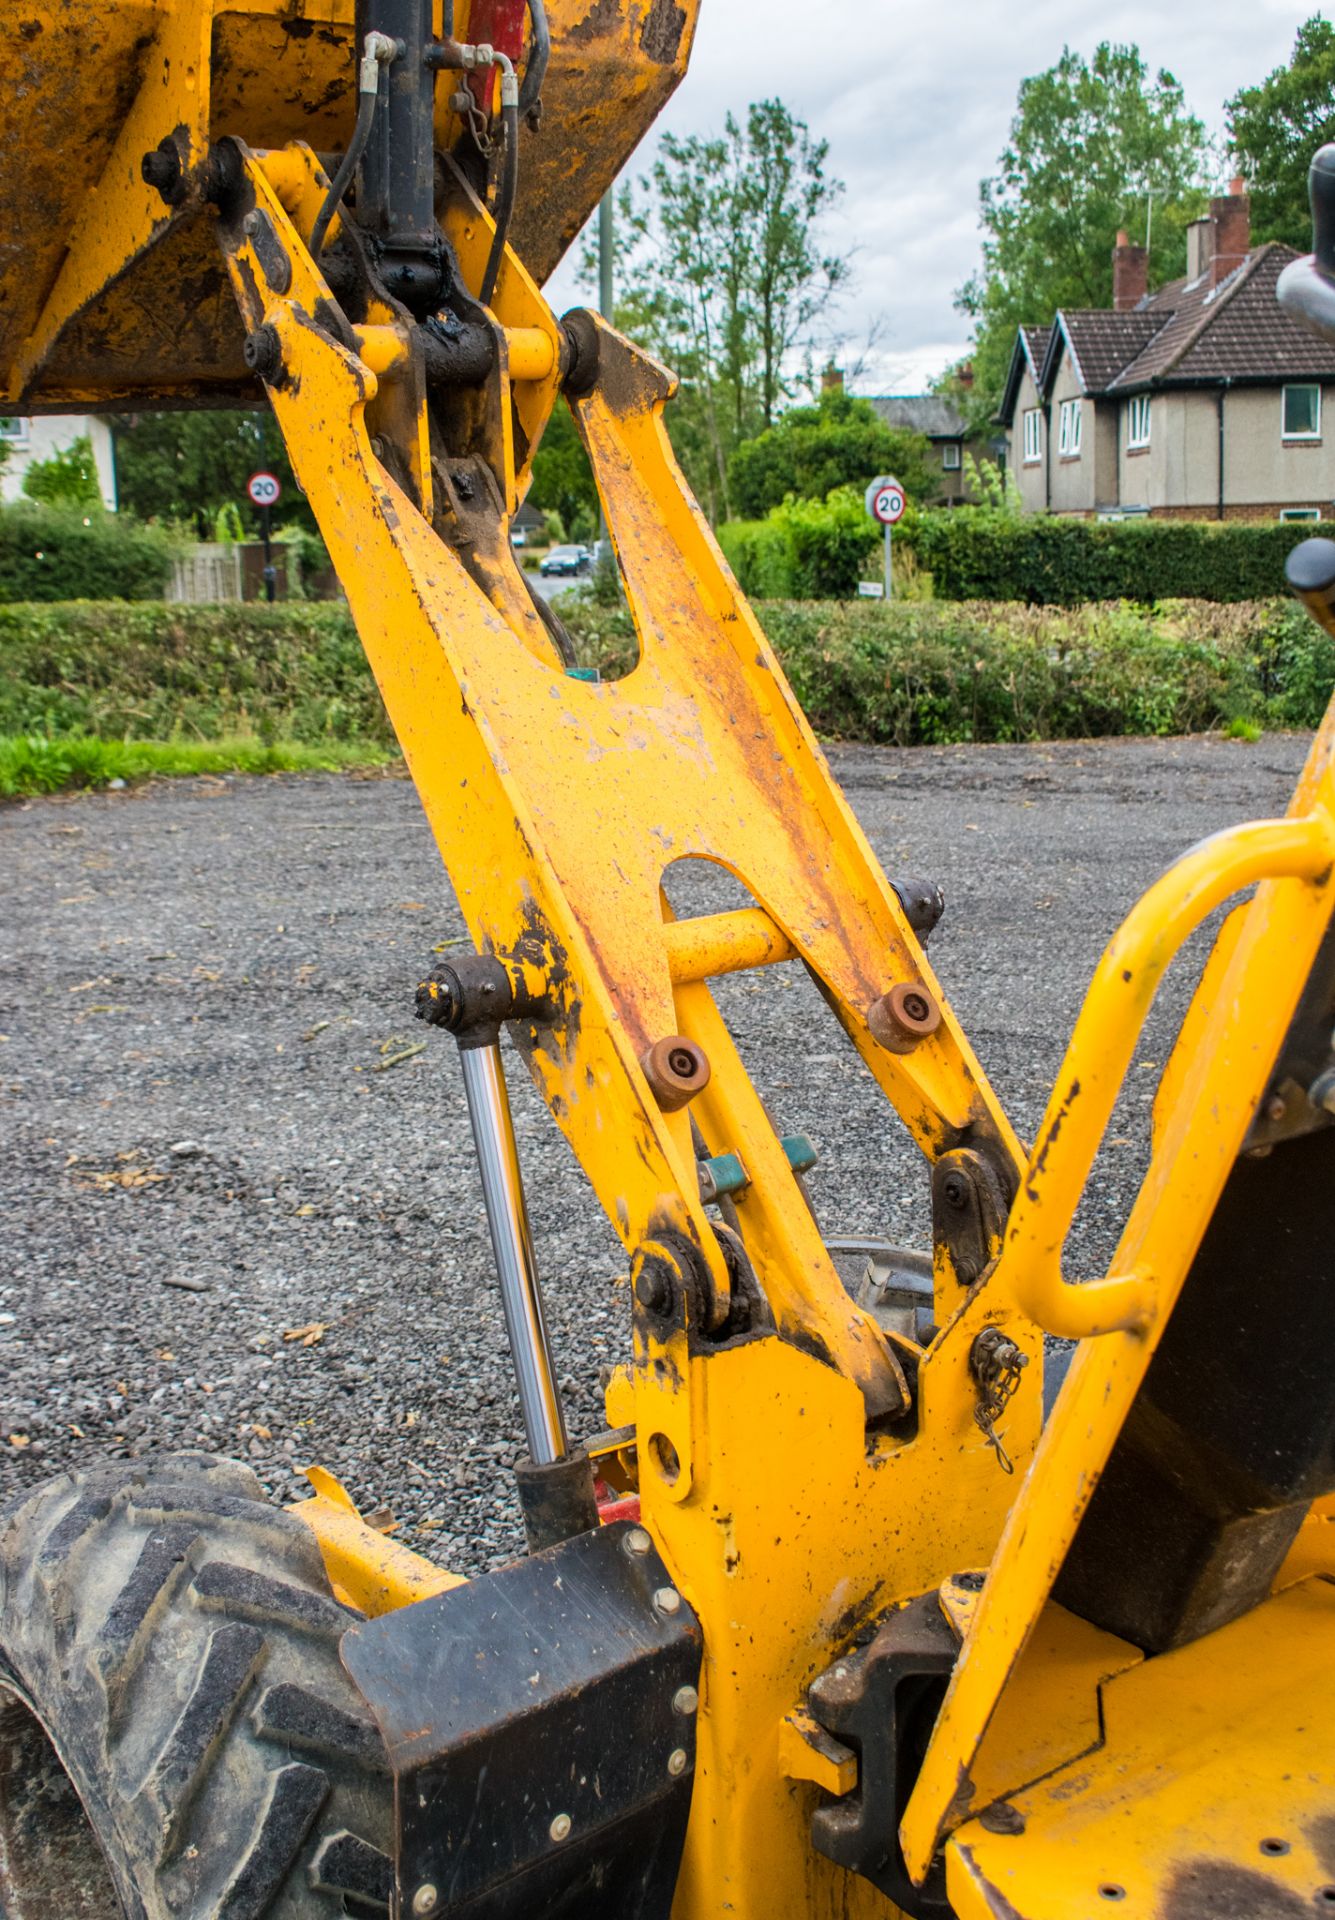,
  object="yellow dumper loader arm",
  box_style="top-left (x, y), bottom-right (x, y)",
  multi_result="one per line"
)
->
top-left (3, 9), bottom-right (1335, 1919)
